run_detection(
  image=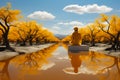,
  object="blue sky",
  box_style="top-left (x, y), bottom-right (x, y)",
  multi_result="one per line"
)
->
top-left (0, 0), bottom-right (120, 35)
